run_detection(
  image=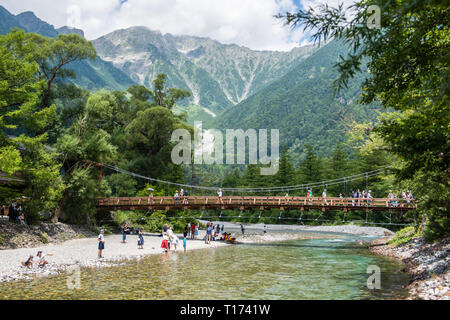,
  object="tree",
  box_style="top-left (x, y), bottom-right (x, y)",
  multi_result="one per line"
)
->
top-left (55, 91), bottom-right (117, 223)
top-left (125, 106), bottom-right (185, 179)
top-left (0, 31), bottom-right (64, 223)
top-left (324, 143), bottom-right (351, 196)
top-left (2, 29), bottom-right (96, 108)
top-left (223, 168), bottom-right (241, 188)
top-left (297, 145), bottom-right (322, 186)
top-left (276, 146), bottom-right (296, 187)
top-left (279, 0), bottom-right (449, 239)
top-left (149, 74), bottom-right (190, 109)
